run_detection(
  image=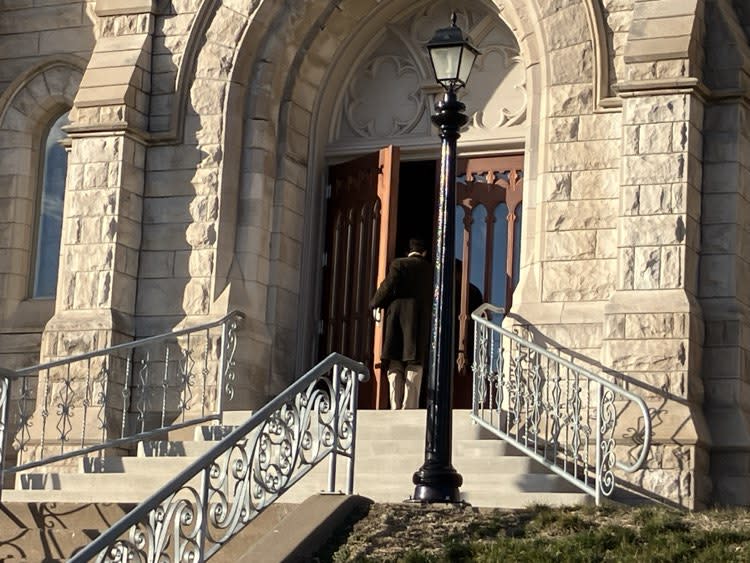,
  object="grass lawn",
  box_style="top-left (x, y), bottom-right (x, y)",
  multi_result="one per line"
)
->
top-left (317, 503), bottom-right (750, 562)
